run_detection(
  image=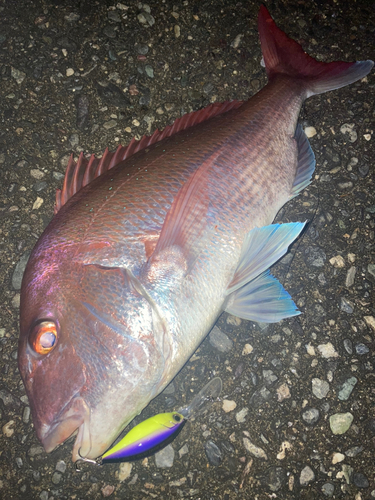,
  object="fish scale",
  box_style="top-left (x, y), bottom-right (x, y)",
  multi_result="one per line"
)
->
top-left (18, 6), bottom-right (373, 463)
